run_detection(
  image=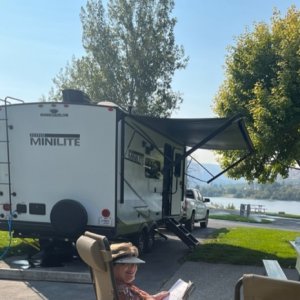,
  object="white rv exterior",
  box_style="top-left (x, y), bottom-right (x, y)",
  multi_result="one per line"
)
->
top-left (0, 99), bottom-right (185, 251)
top-left (0, 91), bottom-right (254, 252)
